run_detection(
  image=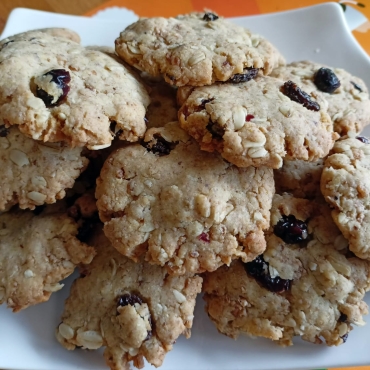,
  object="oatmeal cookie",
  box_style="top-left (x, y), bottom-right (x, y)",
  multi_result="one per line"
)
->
top-left (56, 228), bottom-right (202, 370)
top-left (96, 122), bottom-right (274, 275)
top-left (179, 76), bottom-right (337, 168)
top-left (115, 12), bottom-right (285, 86)
top-left (203, 194), bottom-right (370, 346)
top-left (0, 126), bottom-right (88, 210)
top-left (321, 136), bottom-right (370, 260)
top-left (0, 30), bottom-right (150, 148)
top-left (271, 61), bottom-right (370, 135)
top-left (0, 204), bottom-right (95, 312)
